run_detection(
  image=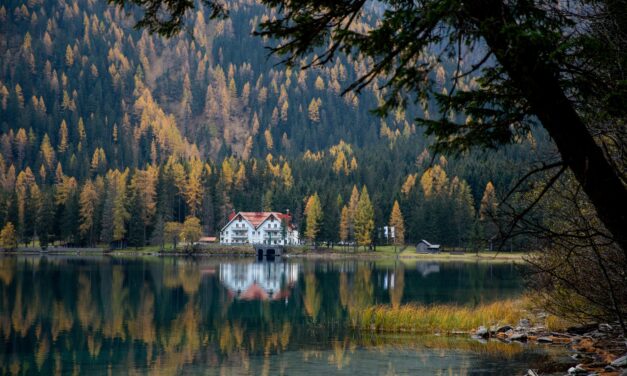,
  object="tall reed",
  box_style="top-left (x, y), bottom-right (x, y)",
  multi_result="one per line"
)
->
top-left (353, 299), bottom-right (526, 333)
